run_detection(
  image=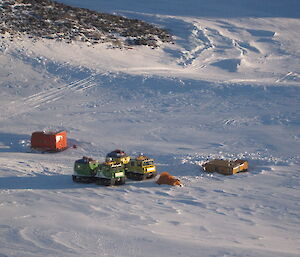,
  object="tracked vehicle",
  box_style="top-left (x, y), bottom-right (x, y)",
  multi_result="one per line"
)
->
top-left (106, 149), bottom-right (131, 164)
top-left (72, 156), bottom-right (99, 183)
top-left (125, 154), bottom-right (157, 180)
top-left (72, 156), bottom-right (126, 186)
top-left (96, 161), bottom-right (126, 186)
